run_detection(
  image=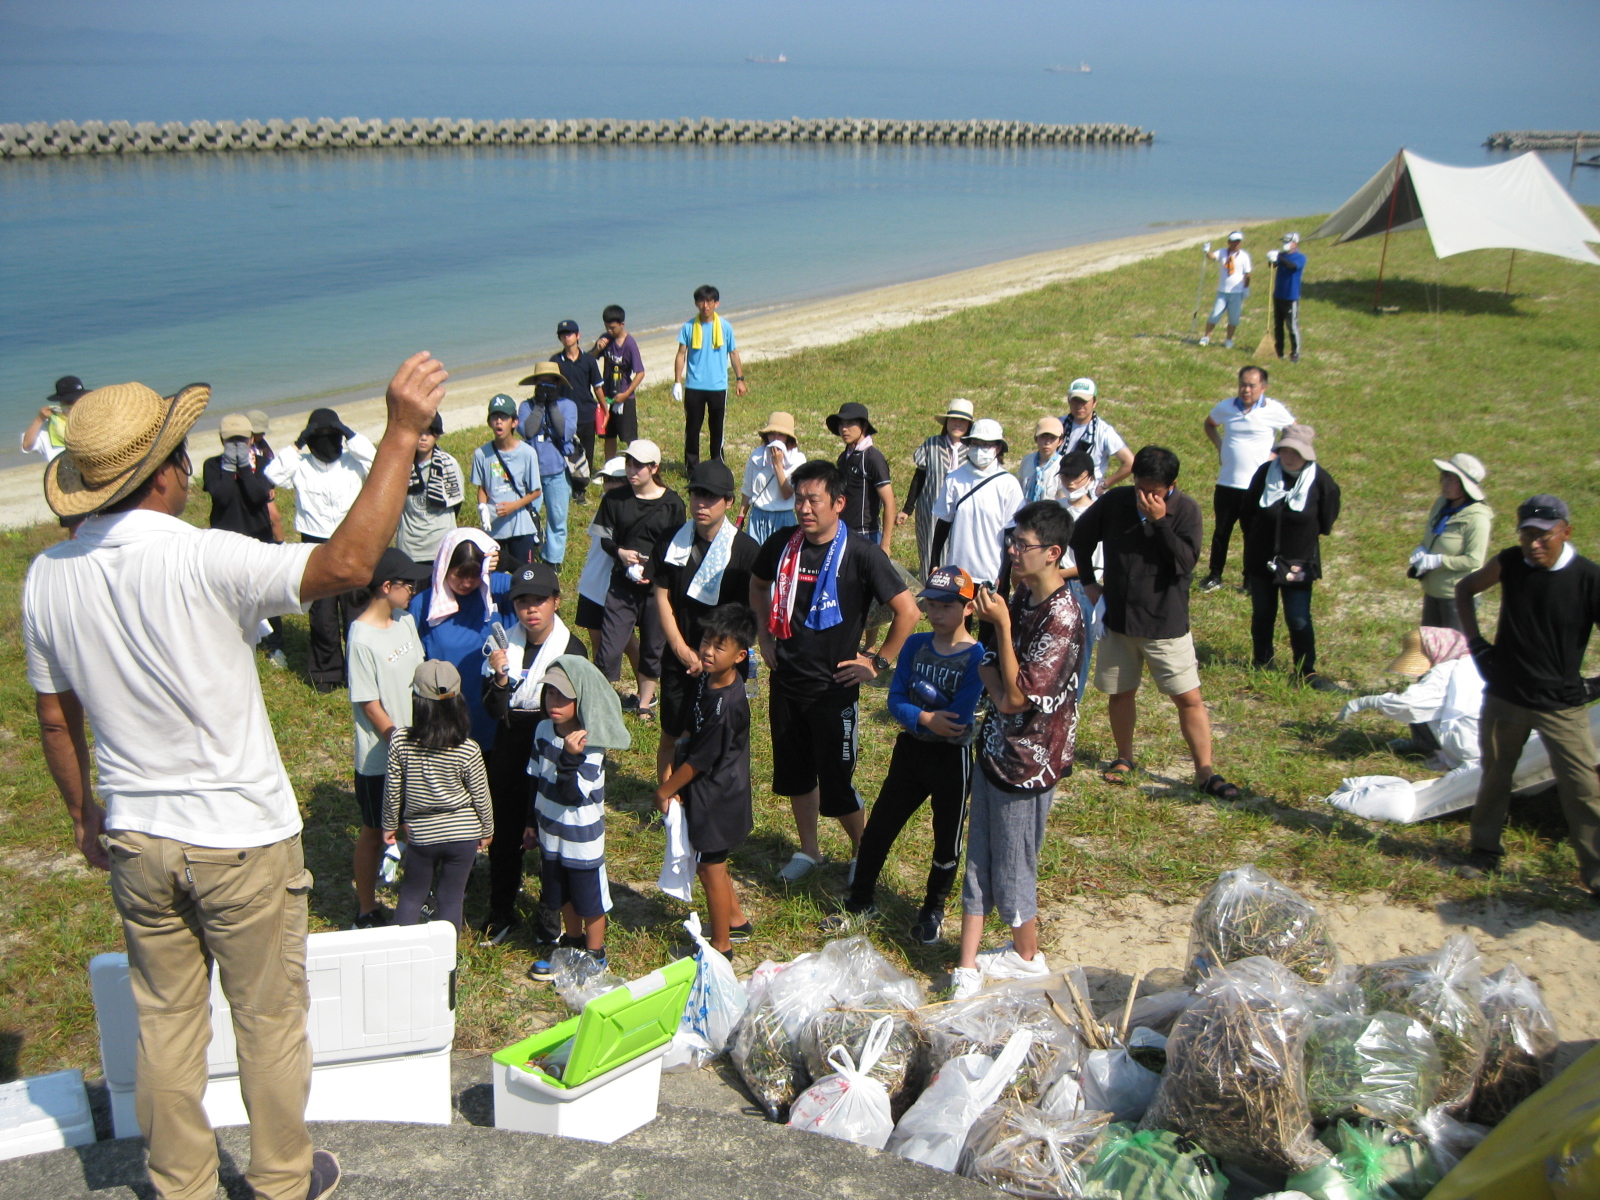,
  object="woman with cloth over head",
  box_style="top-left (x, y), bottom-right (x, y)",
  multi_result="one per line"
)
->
top-left (408, 528), bottom-right (512, 754)
top-left (1240, 424), bottom-right (1342, 691)
top-left (1409, 453), bottom-right (1493, 632)
top-left (739, 411), bottom-right (807, 546)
